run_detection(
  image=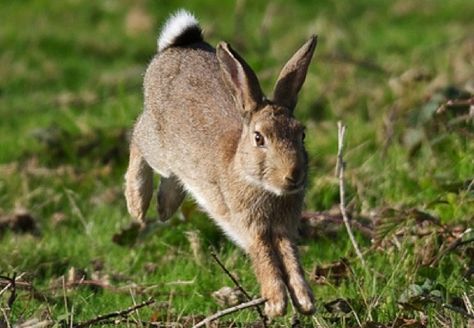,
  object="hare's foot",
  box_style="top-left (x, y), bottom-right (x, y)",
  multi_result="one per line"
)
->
top-left (157, 175), bottom-right (185, 221)
top-left (124, 143), bottom-right (153, 224)
top-left (288, 276), bottom-right (315, 314)
top-left (262, 280), bottom-right (288, 317)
